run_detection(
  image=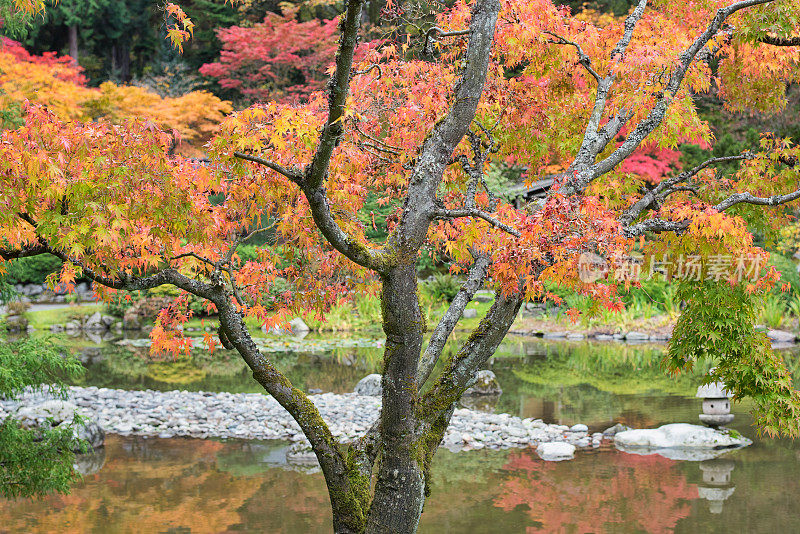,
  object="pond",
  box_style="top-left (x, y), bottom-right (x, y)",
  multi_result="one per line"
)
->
top-left (2, 335), bottom-right (799, 533)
